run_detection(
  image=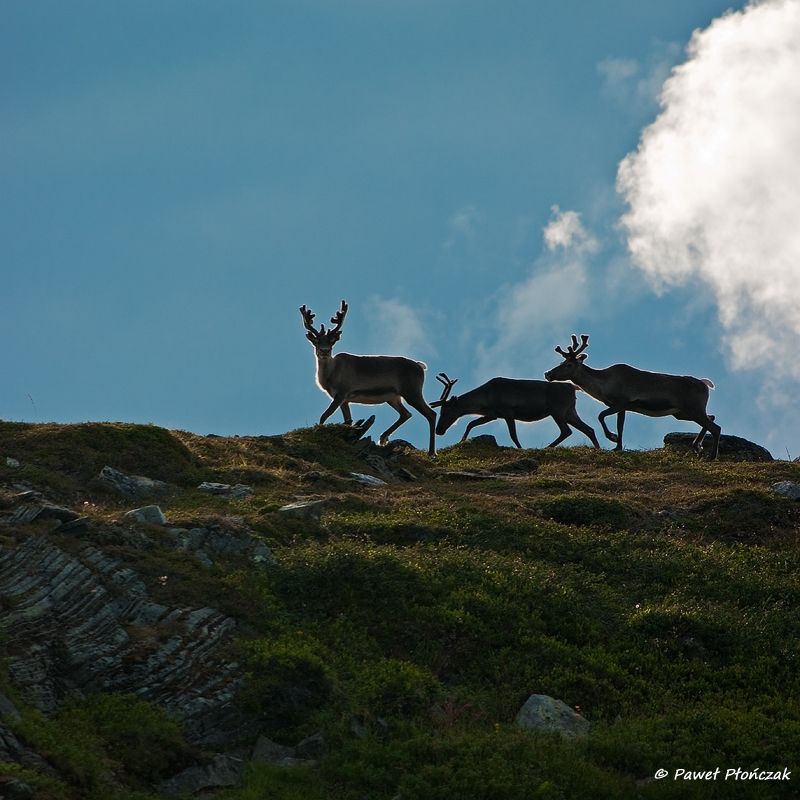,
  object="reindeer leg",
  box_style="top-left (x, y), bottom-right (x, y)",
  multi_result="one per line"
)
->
top-left (691, 413), bottom-right (720, 458)
top-left (319, 394), bottom-right (346, 425)
top-left (546, 417), bottom-right (572, 448)
top-left (461, 416), bottom-right (497, 442)
top-left (598, 406), bottom-right (624, 447)
top-left (340, 402), bottom-right (353, 425)
top-left (504, 418), bottom-right (523, 449)
top-left (404, 393), bottom-right (438, 456)
top-left (565, 406), bottom-right (600, 449)
top-left (379, 398), bottom-right (412, 446)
